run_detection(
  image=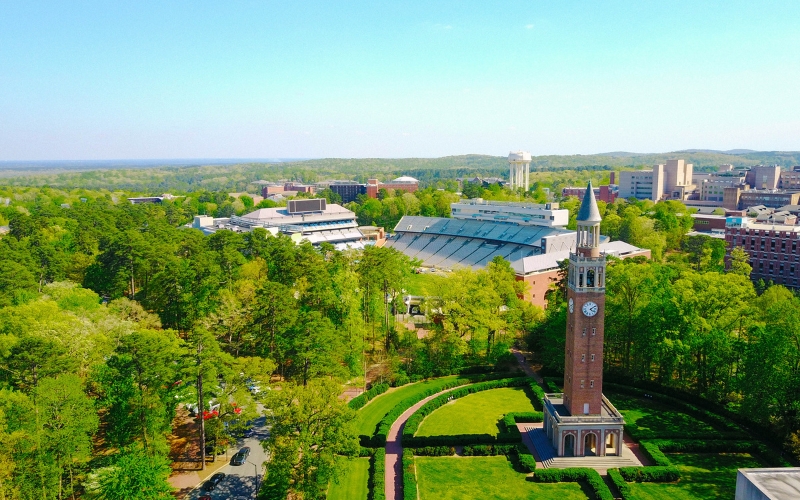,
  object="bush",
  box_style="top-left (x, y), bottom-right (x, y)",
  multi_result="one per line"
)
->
top-left (516, 444), bottom-right (536, 473)
top-left (359, 447), bottom-right (375, 457)
top-left (608, 468), bottom-right (632, 499)
top-left (392, 373), bottom-right (410, 387)
top-left (638, 441), bottom-right (672, 467)
top-left (531, 468), bottom-right (612, 500)
top-left (402, 449), bottom-right (416, 500)
top-left (350, 383), bottom-right (390, 411)
top-left (461, 444), bottom-right (516, 456)
top-left (619, 465), bottom-right (680, 482)
top-left (410, 446), bottom-right (454, 456)
top-left (370, 448), bottom-right (385, 500)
